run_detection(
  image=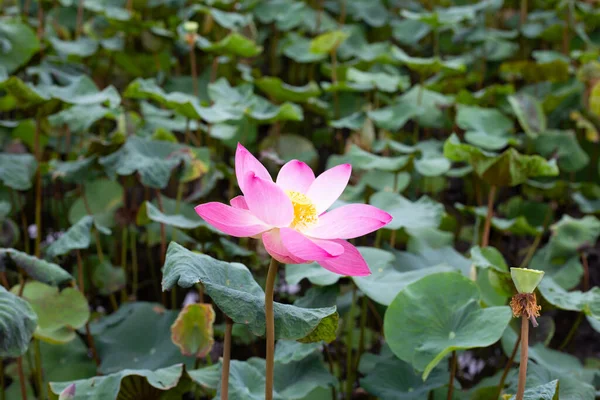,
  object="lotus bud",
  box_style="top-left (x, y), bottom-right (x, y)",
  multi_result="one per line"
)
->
top-left (59, 384), bottom-right (76, 400)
